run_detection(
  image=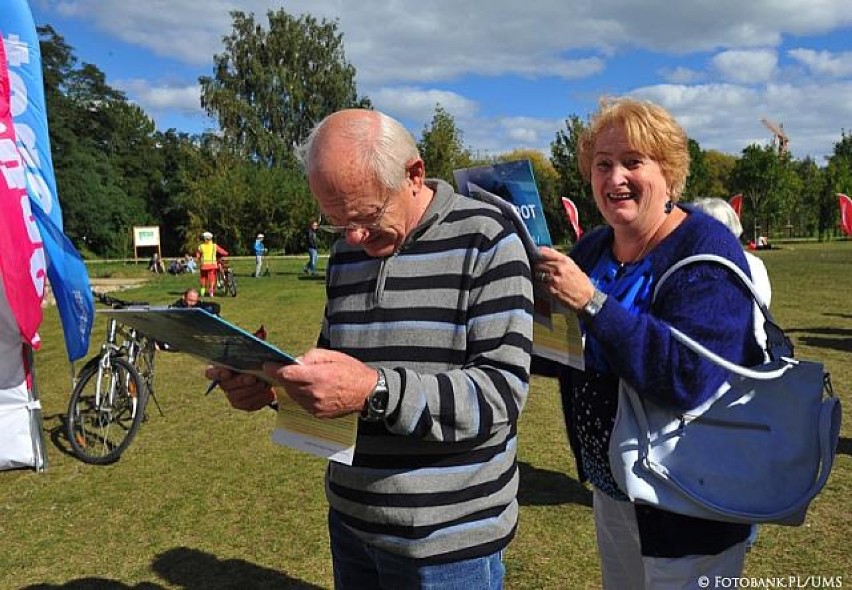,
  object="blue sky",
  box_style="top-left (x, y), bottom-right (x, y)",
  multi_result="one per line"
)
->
top-left (28, 0), bottom-right (852, 162)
